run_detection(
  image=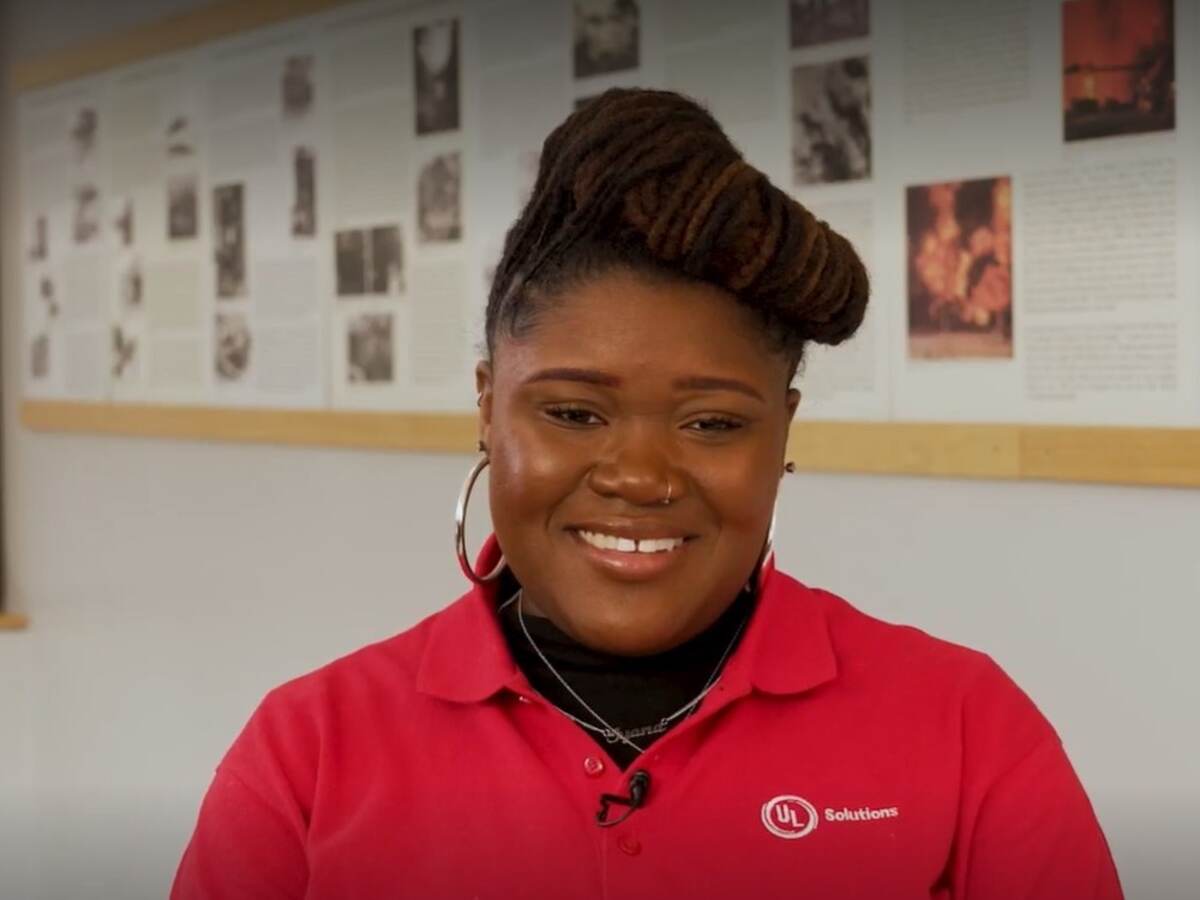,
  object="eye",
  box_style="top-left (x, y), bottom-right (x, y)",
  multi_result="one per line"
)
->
top-left (685, 416), bottom-right (744, 434)
top-left (544, 404), bottom-right (605, 427)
